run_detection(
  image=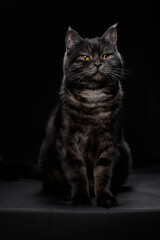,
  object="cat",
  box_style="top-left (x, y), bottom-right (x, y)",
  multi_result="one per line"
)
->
top-left (39, 24), bottom-right (132, 208)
